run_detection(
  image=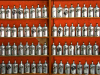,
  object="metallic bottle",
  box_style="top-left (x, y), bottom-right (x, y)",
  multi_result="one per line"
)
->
top-left (94, 4), bottom-right (99, 17)
top-left (1, 43), bottom-right (5, 56)
top-left (19, 61), bottom-right (24, 74)
top-left (88, 4), bottom-right (93, 17)
top-left (84, 61), bottom-right (89, 74)
top-left (82, 23), bottom-right (87, 36)
top-left (13, 60), bottom-right (18, 74)
top-left (25, 60), bottom-right (30, 73)
top-left (52, 23), bottom-right (57, 37)
top-left (1, 5), bottom-right (5, 19)
top-left (71, 60), bottom-right (76, 74)
top-left (18, 42), bottom-right (24, 55)
top-left (31, 24), bottom-right (36, 37)
top-left (12, 5), bottom-right (17, 19)
top-left (57, 4), bottom-right (62, 18)
top-left (69, 4), bottom-right (74, 17)
top-left (0, 23), bottom-right (5, 37)
top-left (30, 42), bottom-right (35, 55)
top-left (76, 23), bottom-right (81, 37)
top-left (65, 61), bottom-right (70, 74)
top-left (58, 24), bottom-right (63, 37)
top-left (24, 23), bottom-right (30, 37)
top-left (42, 5), bottom-right (47, 18)
top-left (88, 23), bottom-right (94, 36)
top-left (69, 42), bottom-right (74, 55)
top-left (53, 61), bottom-right (58, 74)
top-left (18, 24), bottom-right (23, 37)
top-left (87, 42), bottom-right (92, 55)
top-left (76, 4), bottom-right (81, 17)
top-left (7, 60), bottom-right (12, 74)
top-left (36, 4), bottom-right (41, 18)
top-left (6, 42), bottom-right (11, 56)
top-left (43, 42), bottom-right (48, 55)
top-left (93, 42), bottom-right (99, 55)
top-left (52, 4), bottom-right (56, 18)
top-left (81, 42), bottom-right (86, 55)
top-left (37, 60), bottom-right (42, 73)
top-left (12, 25), bottom-right (17, 37)
top-left (18, 5), bottom-right (23, 19)
top-left (58, 60), bottom-right (64, 74)
top-left (24, 5), bottom-right (29, 19)
top-left (31, 61), bottom-right (36, 73)
top-left (12, 43), bottom-right (17, 56)
top-left (6, 5), bottom-right (11, 19)
top-left (24, 42), bottom-right (29, 55)
top-left (43, 60), bottom-right (48, 73)
top-left (96, 61), bottom-right (100, 74)
top-left (36, 41), bottom-right (41, 55)
top-left (75, 42), bottom-right (80, 55)
top-left (64, 23), bottom-right (69, 36)
top-left (63, 42), bottom-right (68, 55)
top-left (37, 24), bottom-right (42, 37)
top-left (0, 60), bottom-right (6, 74)
top-left (90, 61), bottom-right (95, 74)
top-left (57, 42), bottom-right (62, 55)
top-left (94, 23), bottom-right (100, 37)
top-left (70, 23), bottom-right (75, 37)
top-left (43, 23), bottom-right (48, 37)
top-left (82, 4), bottom-right (87, 17)
top-left (30, 6), bottom-right (35, 18)
top-left (6, 24), bottom-right (11, 37)
top-left (52, 42), bottom-right (56, 55)
top-left (77, 61), bottom-right (82, 74)
top-left (63, 5), bottom-right (68, 17)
